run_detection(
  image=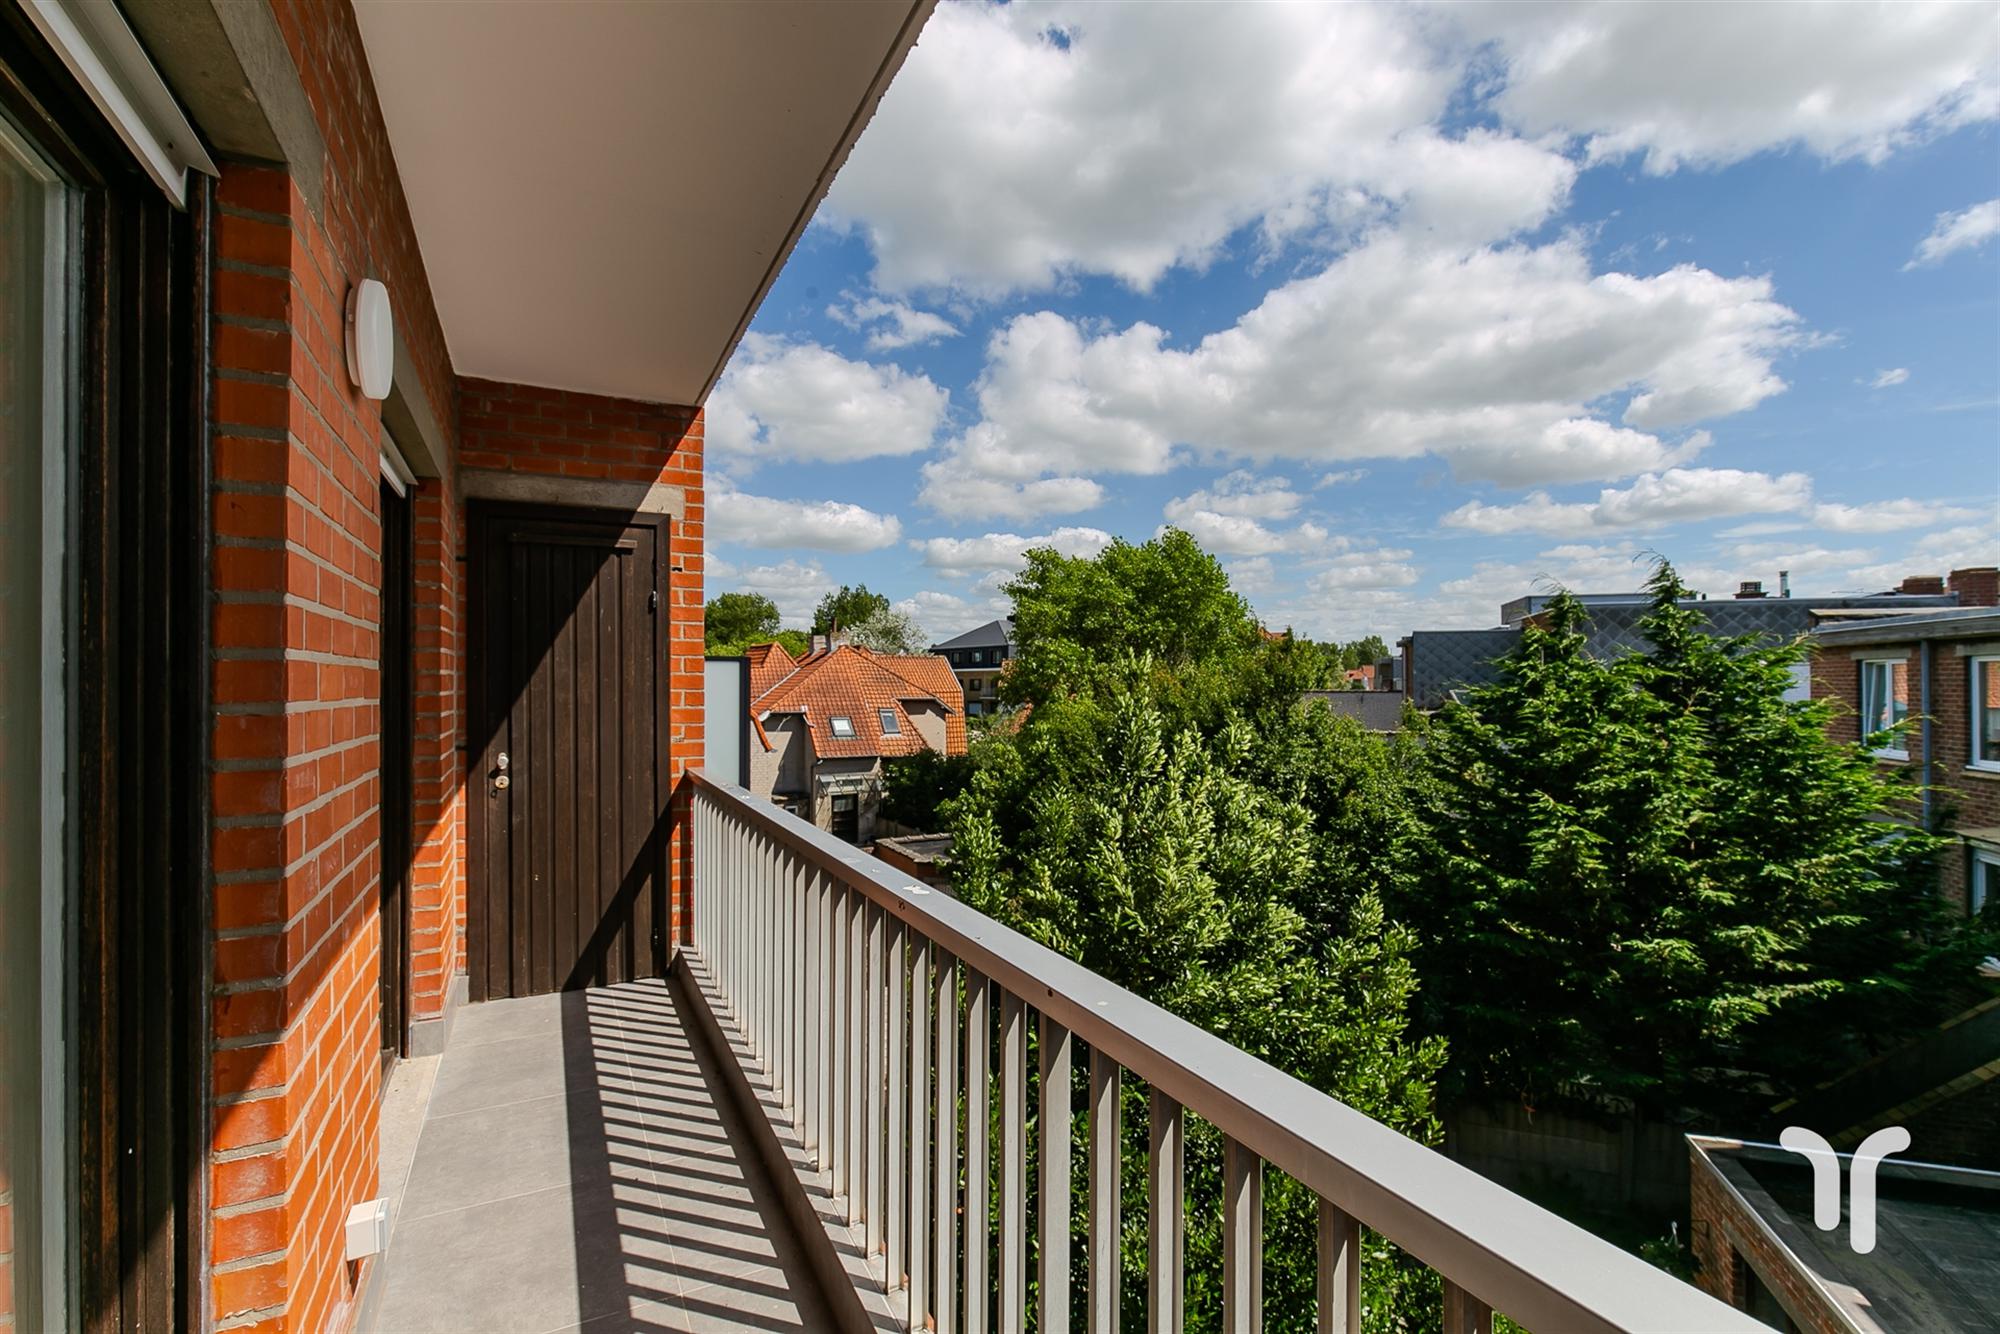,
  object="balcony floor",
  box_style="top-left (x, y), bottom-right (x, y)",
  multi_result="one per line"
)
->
top-left (369, 979), bottom-right (833, 1333)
